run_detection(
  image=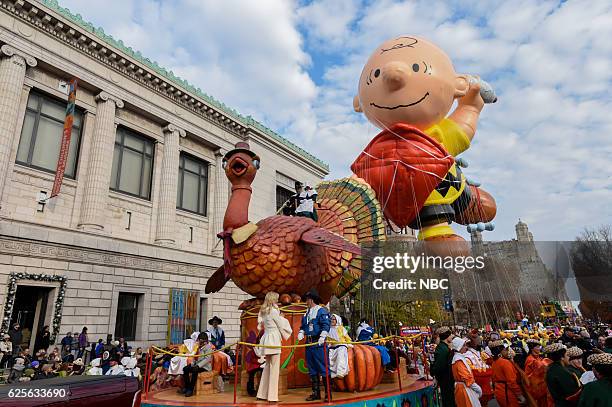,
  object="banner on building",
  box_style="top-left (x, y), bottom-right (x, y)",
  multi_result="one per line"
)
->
top-left (51, 78), bottom-right (78, 198)
top-left (168, 288), bottom-right (199, 345)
